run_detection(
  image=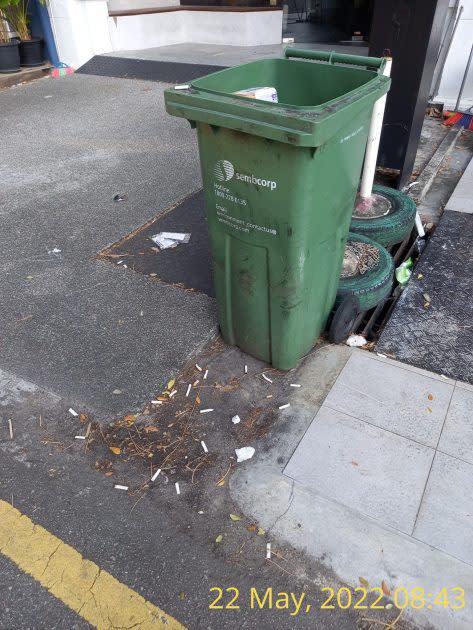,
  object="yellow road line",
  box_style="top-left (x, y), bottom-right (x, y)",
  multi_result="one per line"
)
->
top-left (0, 500), bottom-right (186, 630)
